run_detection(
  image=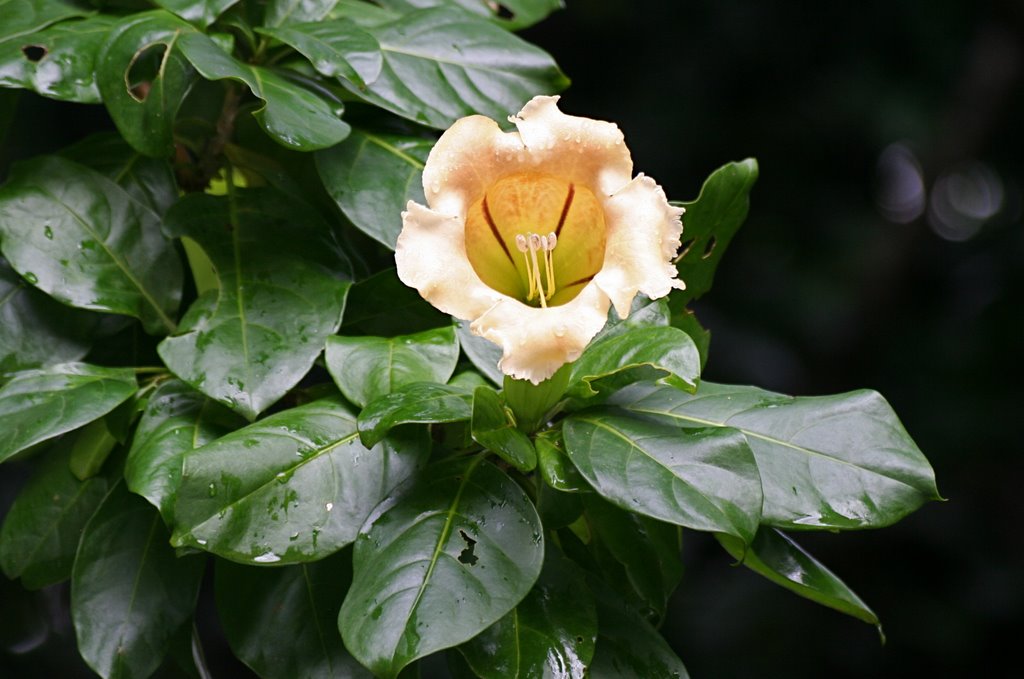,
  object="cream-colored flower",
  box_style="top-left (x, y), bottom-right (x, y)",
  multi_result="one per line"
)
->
top-left (395, 96), bottom-right (684, 384)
